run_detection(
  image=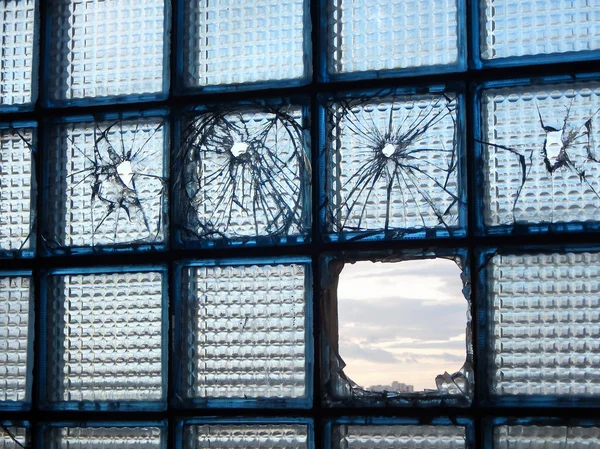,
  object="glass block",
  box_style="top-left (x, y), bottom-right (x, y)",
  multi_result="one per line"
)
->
top-left (45, 426), bottom-right (163, 449)
top-left (47, 0), bottom-right (166, 103)
top-left (183, 0), bottom-right (306, 87)
top-left (176, 106), bottom-right (310, 246)
top-left (488, 251), bottom-right (600, 396)
top-left (0, 425), bottom-right (28, 449)
top-left (335, 425), bottom-right (466, 449)
top-left (179, 262), bottom-right (308, 403)
top-left (481, 82), bottom-right (600, 230)
top-left (183, 424), bottom-right (308, 449)
top-left (494, 425), bottom-right (600, 448)
top-left (45, 270), bottom-right (165, 405)
top-left (0, 276), bottom-right (31, 403)
top-left (0, 127), bottom-right (35, 254)
top-left (0, 0), bottom-right (36, 107)
top-left (480, 0), bottom-right (600, 61)
top-left (328, 0), bottom-right (459, 74)
top-left (325, 92), bottom-right (461, 240)
top-left (45, 116), bottom-right (167, 251)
